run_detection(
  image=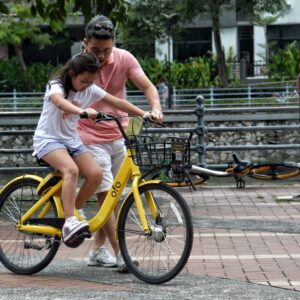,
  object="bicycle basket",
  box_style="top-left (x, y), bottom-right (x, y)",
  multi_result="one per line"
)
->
top-left (129, 135), bottom-right (190, 167)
